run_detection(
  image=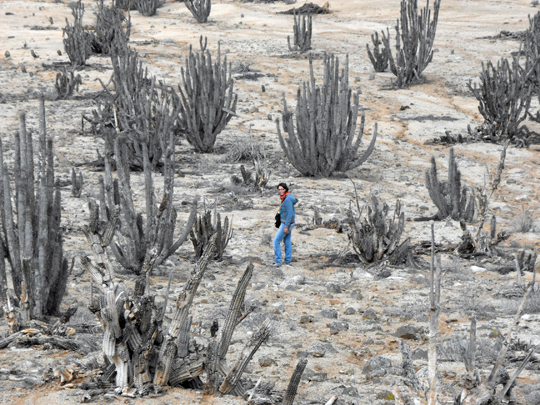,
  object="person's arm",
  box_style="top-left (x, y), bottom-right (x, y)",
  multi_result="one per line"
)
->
top-left (283, 198), bottom-right (294, 232)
